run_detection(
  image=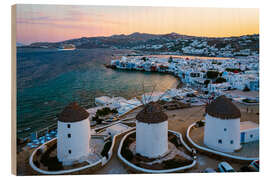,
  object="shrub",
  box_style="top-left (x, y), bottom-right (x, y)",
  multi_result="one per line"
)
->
top-left (196, 120), bottom-right (205, 127)
top-left (122, 148), bottom-right (133, 161)
top-left (96, 107), bottom-right (117, 117)
top-left (169, 136), bottom-right (180, 147)
top-left (187, 93), bottom-right (196, 97)
top-left (243, 86), bottom-right (250, 92)
top-left (40, 143), bottom-right (63, 170)
top-left (96, 118), bottom-right (103, 124)
top-left (47, 157), bottom-right (63, 171)
top-left (101, 141), bottom-right (112, 159)
top-left (163, 159), bottom-right (182, 169)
